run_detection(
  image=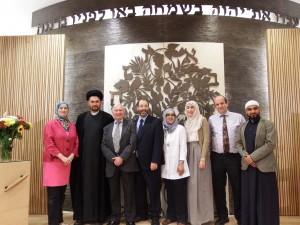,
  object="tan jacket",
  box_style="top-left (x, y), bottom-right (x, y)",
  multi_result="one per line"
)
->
top-left (236, 118), bottom-right (277, 172)
top-left (198, 117), bottom-right (210, 160)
